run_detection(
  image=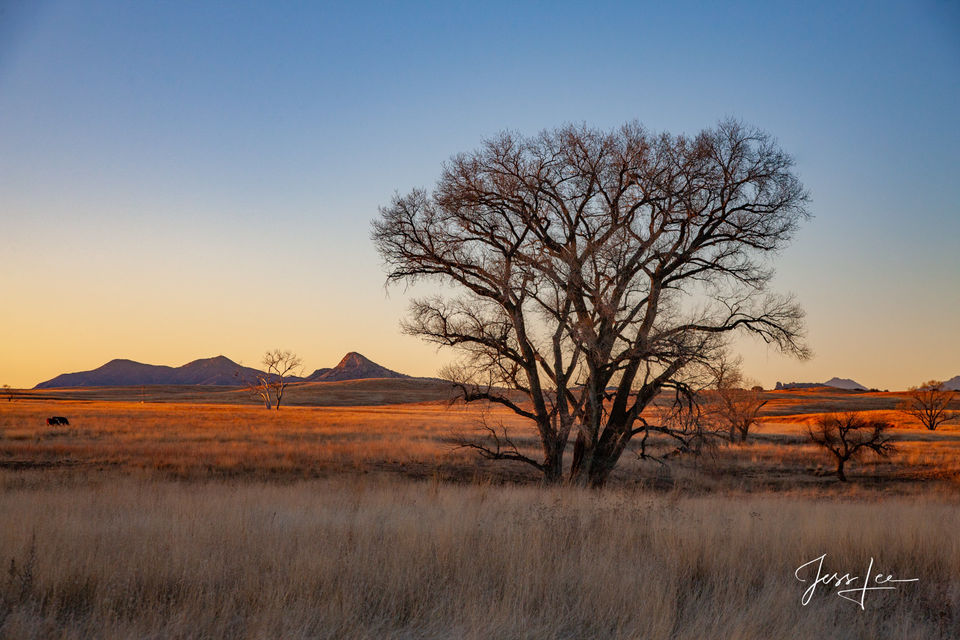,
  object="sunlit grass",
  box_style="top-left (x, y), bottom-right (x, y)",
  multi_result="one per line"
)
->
top-left (2, 397), bottom-right (959, 490)
top-left (1, 394), bottom-right (959, 638)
